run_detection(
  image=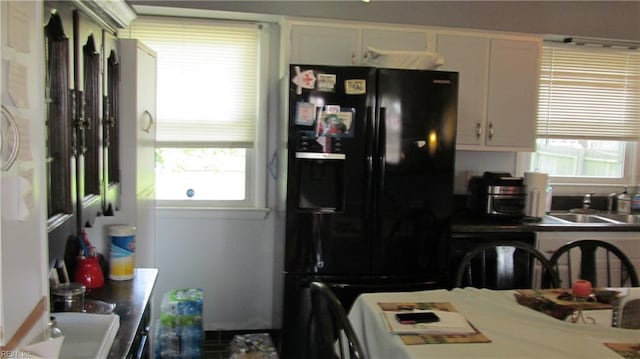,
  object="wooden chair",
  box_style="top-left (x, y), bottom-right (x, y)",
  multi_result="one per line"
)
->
top-left (613, 298), bottom-right (640, 329)
top-left (548, 239), bottom-right (639, 288)
top-left (455, 241), bottom-right (560, 289)
top-left (309, 281), bottom-right (367, 359)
